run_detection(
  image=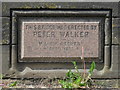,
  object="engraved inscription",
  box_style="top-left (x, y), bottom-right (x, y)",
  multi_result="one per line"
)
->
top-left (21, 22), bottom-right (99, 59)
